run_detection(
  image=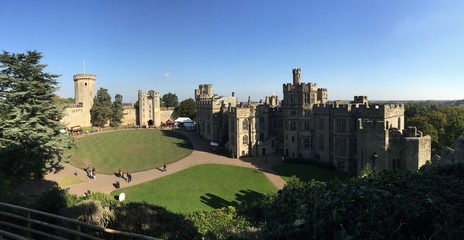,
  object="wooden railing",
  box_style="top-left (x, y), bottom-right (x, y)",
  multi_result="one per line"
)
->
top-left (0, 202), bottom-right (160, 240)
